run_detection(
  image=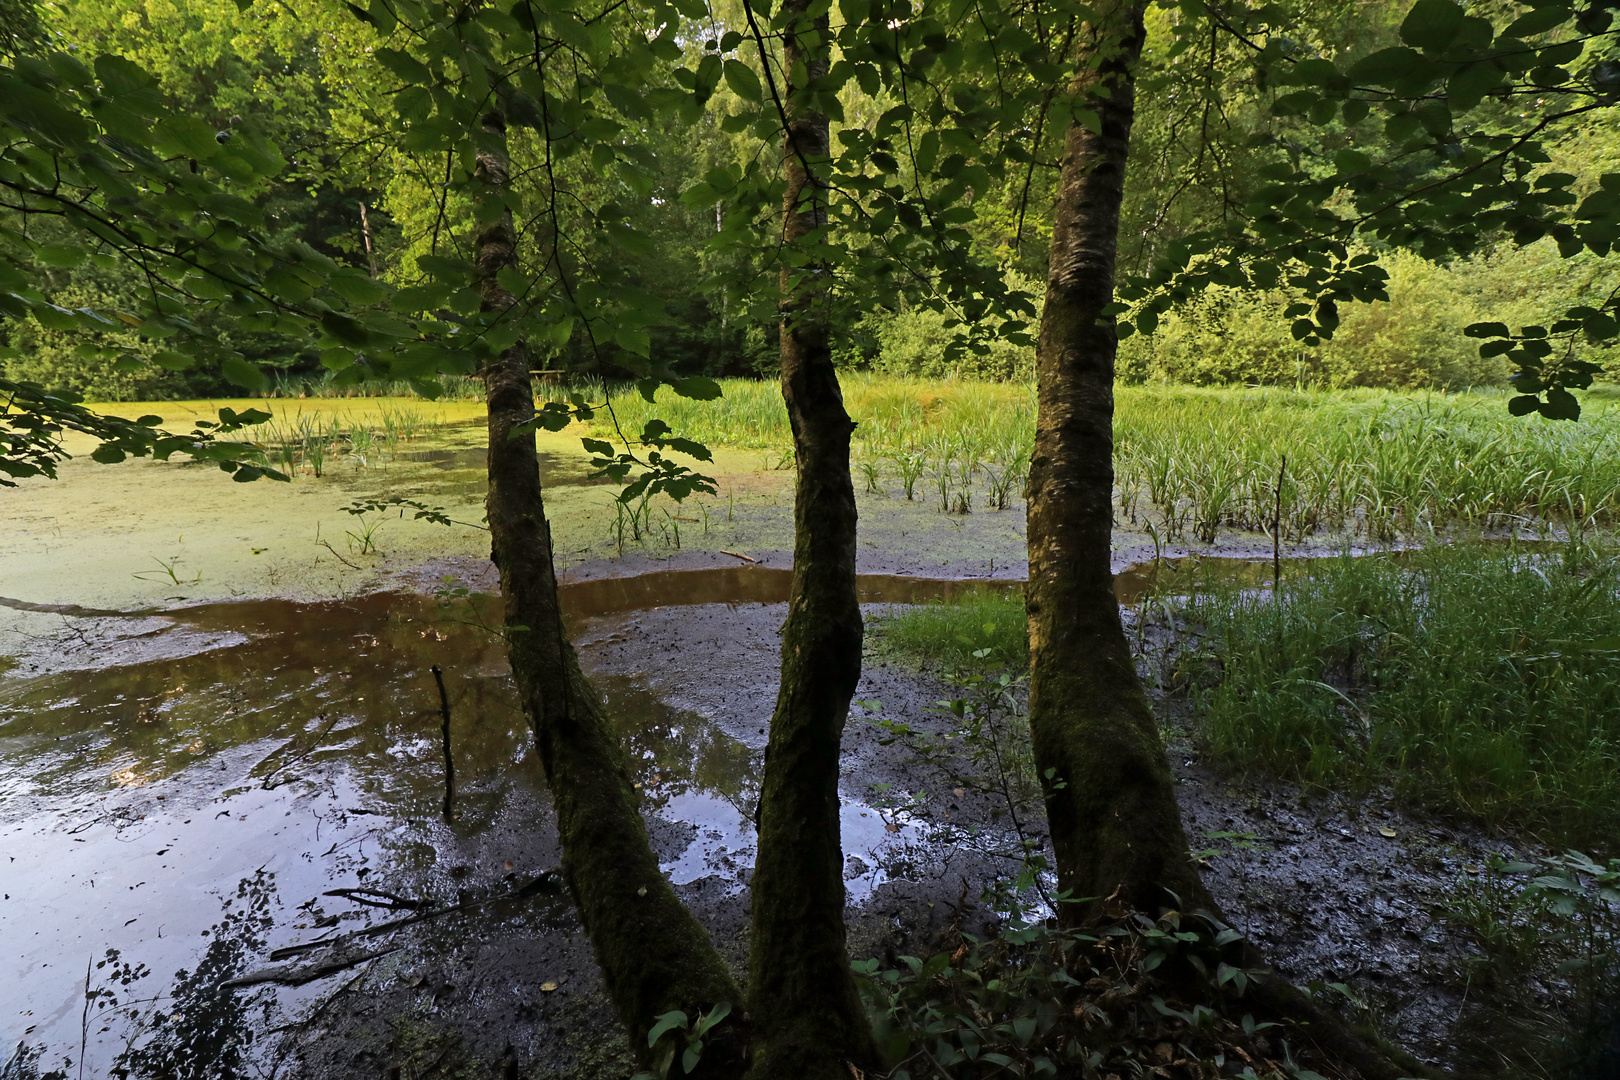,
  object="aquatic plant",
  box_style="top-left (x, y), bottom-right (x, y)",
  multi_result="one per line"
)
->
top-left (594, 377), bottom-right (1620, 540)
